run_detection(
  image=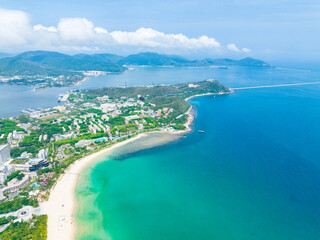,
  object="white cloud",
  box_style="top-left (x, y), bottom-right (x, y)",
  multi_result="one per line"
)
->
top-left (33, 24), bottom-right (57, 32)
top-left (227, 43), bottom-right (251, 53)
top-left (0, 8), bottom-right (32, 50)
top-left (58, 18), bottom-right (97, 42)
top-left (94, 27), bottom-right (108, 34)
top-left (227, 43), bottom-right (241, 52)
top-left (109, 28), bottom-right (221, 49)
top-left (0, 8), bottom-right (251, 55)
